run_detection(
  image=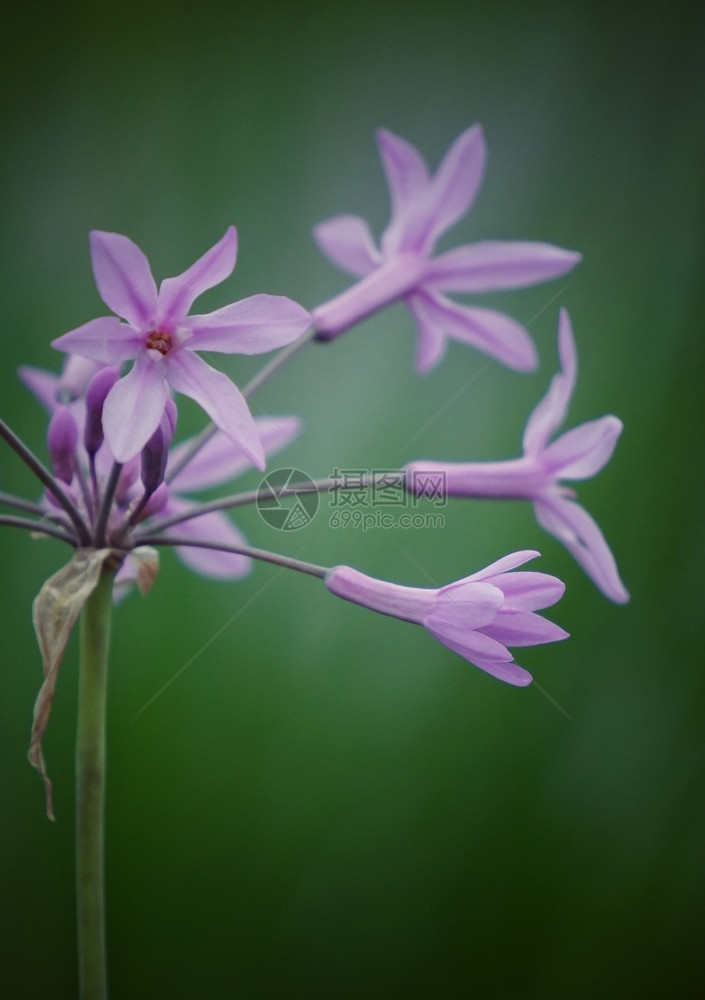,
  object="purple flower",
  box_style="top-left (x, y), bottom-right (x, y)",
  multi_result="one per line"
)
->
top-left (325, 550), bottom-right (567, 686)
top-left (52, 229), bottom-right (311, 464)
top-left (312, 126), bottom-right (580, 373)
top-left (406, 310), bottom-right (629, 603)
